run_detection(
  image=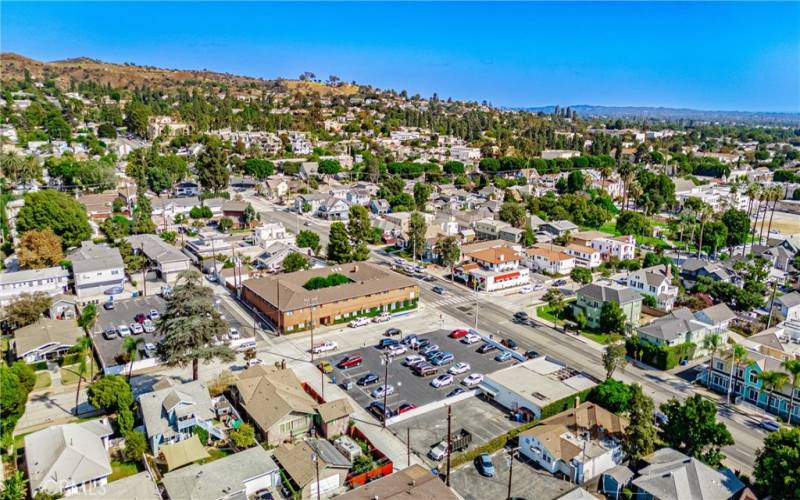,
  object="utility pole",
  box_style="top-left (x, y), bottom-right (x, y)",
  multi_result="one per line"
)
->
top-left (506, 447), bottom-right (518, 500)
top-left (311, 452), bottom-right (321, 500)
top-left (382, 352), bottom-right (391, 428)
top-left (766, 280), bottom-right (779, 329)
top-left (140, 243), bottom-right (147, 296)
top-left (308, 297), bottom-right (318, 361)
top-left (210, 236), bottom-right (219, 278)
top-left (473, 281), bottom-right (479, 330)
top-left (407, 427), bottom-right (411, 467)
top-left (445, 405), bottom-right (452, 486)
